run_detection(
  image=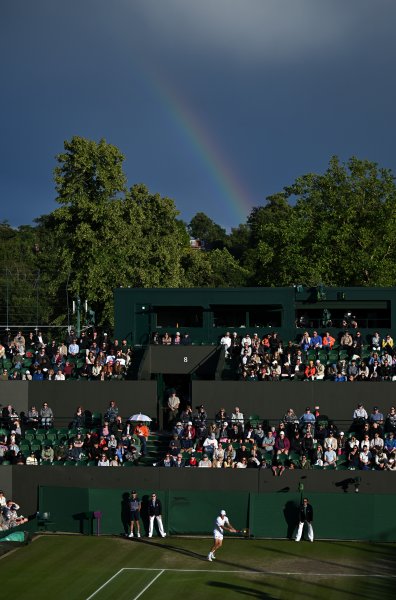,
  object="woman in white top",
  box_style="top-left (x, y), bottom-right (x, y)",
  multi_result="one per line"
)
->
top-left (97, 454), bottom-right (110, 466)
